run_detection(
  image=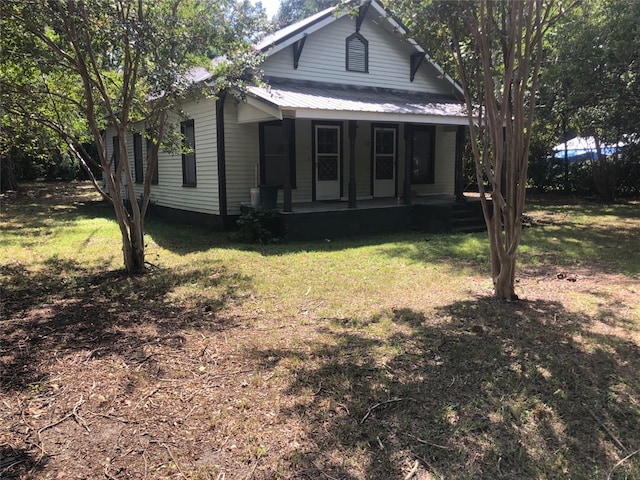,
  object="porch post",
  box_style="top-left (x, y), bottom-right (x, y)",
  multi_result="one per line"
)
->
top-left (403, 124), bottom-right (412, 205)
top-left (455, 125), bottom-right (466, 202)
top-left (348, 120), bottom-right (357, 209)
top-left (283, 118), bottom-right (293, 212)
